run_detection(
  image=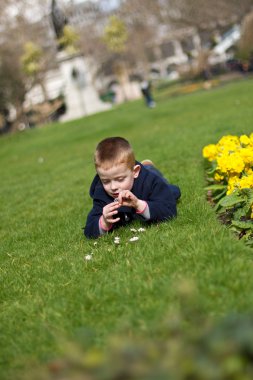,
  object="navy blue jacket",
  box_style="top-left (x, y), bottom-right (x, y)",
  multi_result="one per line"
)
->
top-left (84, 163), bottom-right (181, 238)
